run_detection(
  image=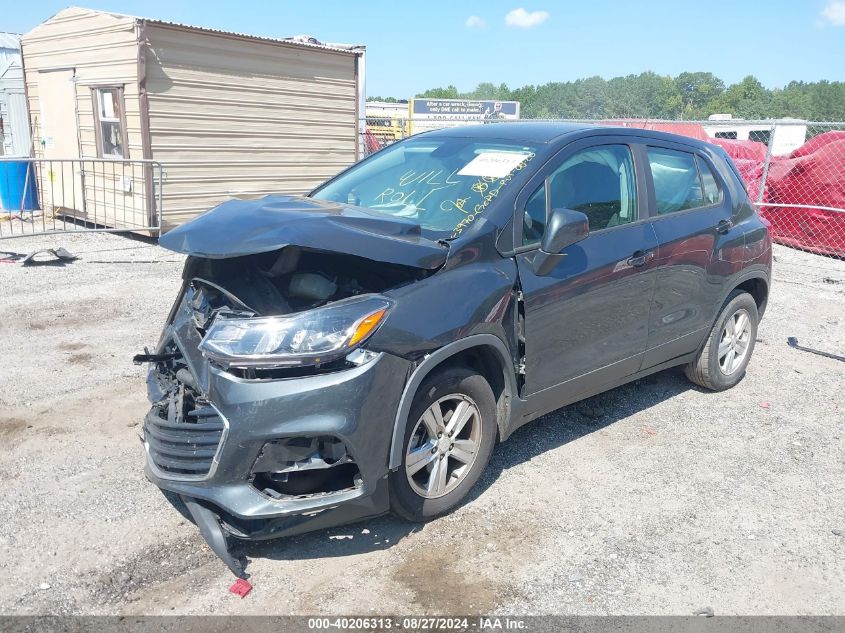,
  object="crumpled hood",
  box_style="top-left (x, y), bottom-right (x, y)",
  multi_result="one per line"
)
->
top-left (159, 195), bottom-right (449, 270)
